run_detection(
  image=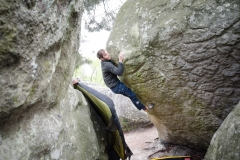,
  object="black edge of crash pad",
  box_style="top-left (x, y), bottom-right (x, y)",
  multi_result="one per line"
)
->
top-left (73, 82), bottom-right (133, 160)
